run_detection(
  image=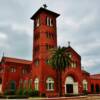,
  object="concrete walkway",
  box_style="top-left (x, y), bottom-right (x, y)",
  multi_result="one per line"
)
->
top-left (29, 94), bottom-right (100, 100)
